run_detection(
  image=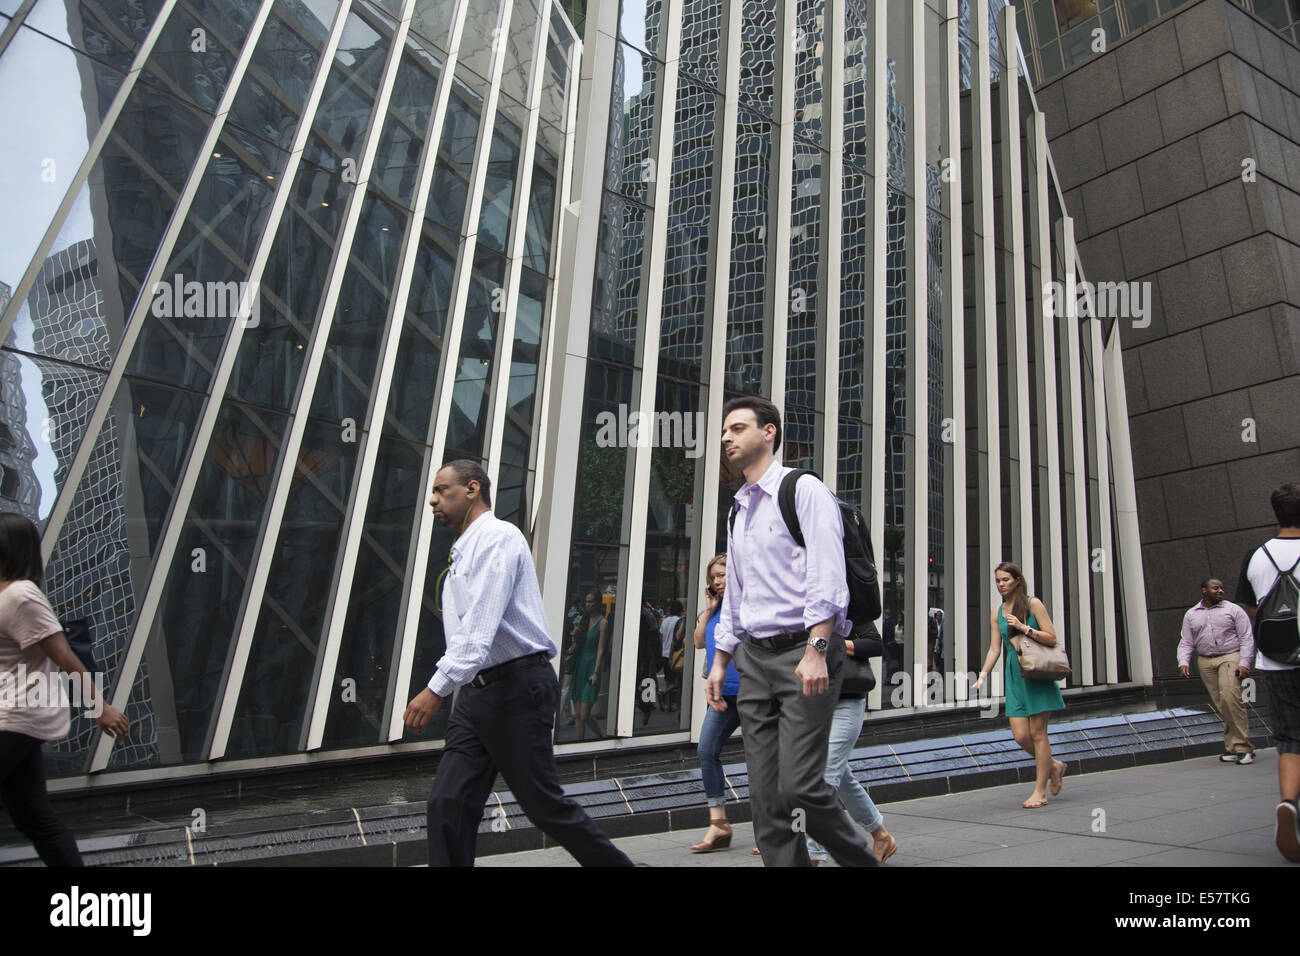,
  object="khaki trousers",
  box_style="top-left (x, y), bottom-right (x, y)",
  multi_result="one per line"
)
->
top-left (1196, 651), bottom-right (1254, 755)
